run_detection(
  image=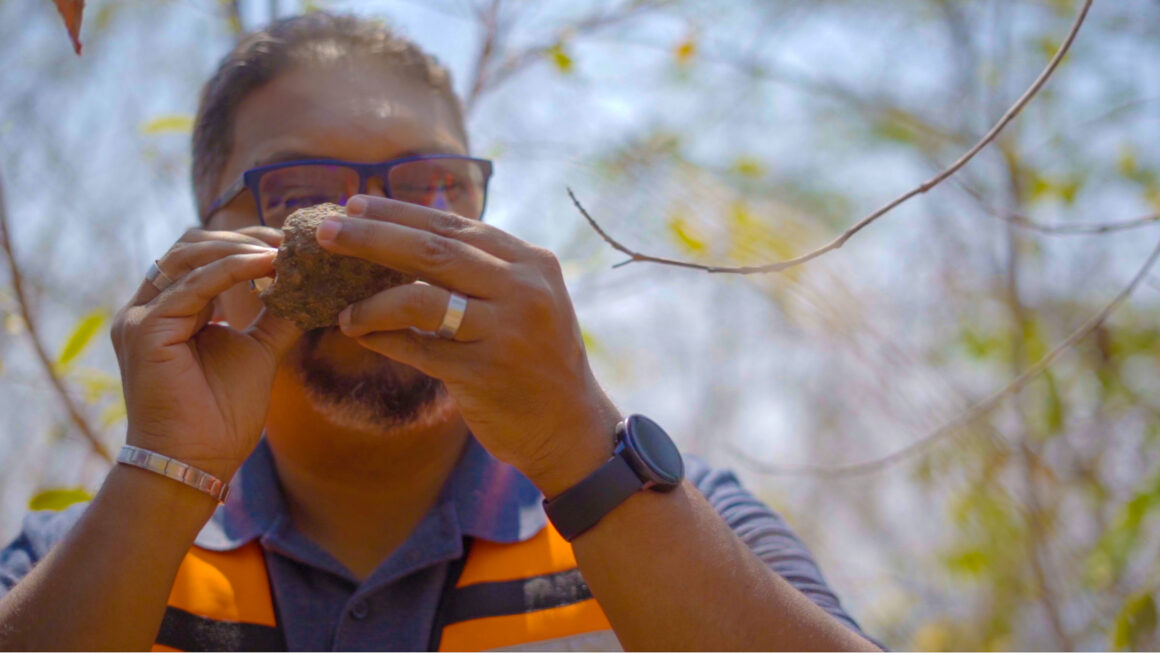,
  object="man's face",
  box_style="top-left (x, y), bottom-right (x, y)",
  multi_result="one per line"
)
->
top-left (206, 57), bottom-right (468, 431)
